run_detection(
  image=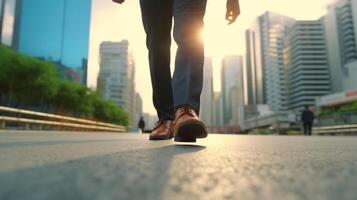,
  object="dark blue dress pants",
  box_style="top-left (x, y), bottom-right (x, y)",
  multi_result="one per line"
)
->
top-left (140, 0), bottom-right (207, 120)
